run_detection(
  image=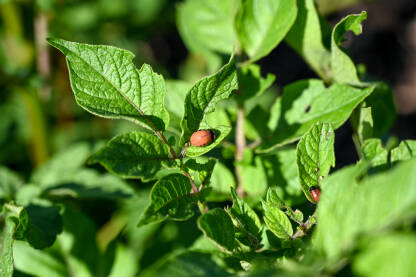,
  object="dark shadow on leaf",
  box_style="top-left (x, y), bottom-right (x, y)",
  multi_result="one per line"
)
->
top-left (22, 204), bottom-right (63, 249)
